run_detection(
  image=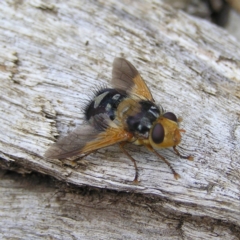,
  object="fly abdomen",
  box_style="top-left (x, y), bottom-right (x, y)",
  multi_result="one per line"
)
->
top-left (85, 88), bottom-right (126, 129)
